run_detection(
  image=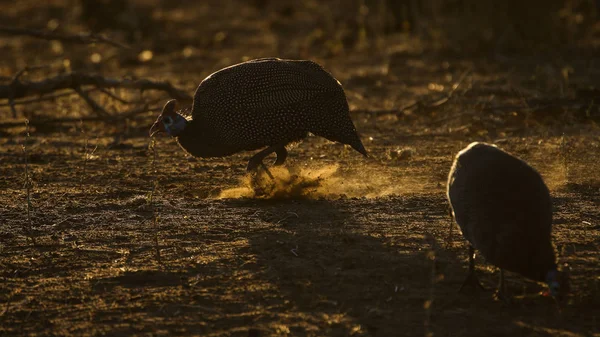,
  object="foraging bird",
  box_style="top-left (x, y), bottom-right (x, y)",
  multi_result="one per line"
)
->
top-left (447, 142), bottom-right (569, 300)
top-left (149, 58), bottom-right (367, 171)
